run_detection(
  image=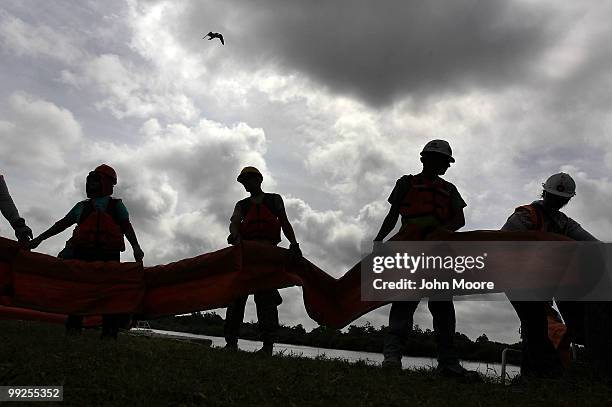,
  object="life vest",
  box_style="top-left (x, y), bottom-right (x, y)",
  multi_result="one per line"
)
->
top-left (71, 198), bottom-right (126, 252)
top-left (238, 194), bottom-right (282, 244)
top-left (398, 175), bottom-right (452, 222)
top-left (515, 204), bottom-right (544, 232)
